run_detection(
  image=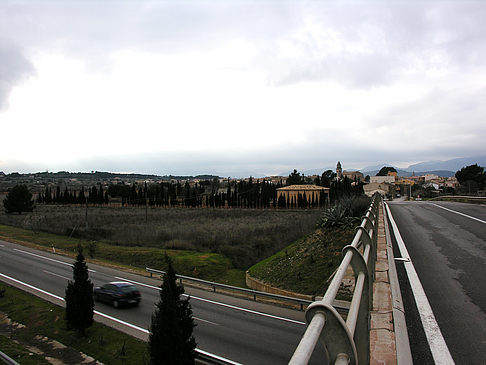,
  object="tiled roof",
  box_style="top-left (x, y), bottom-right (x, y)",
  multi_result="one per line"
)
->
top-left (277, 185), bottom-right (330, 191)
